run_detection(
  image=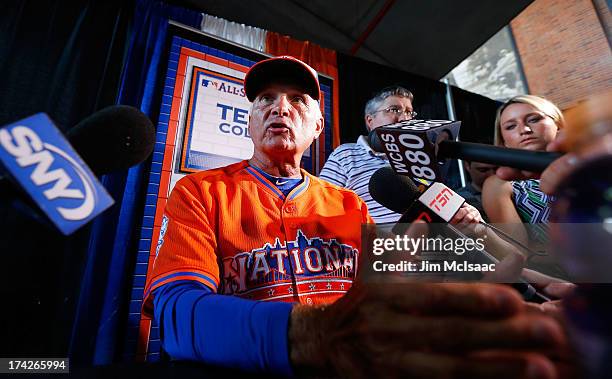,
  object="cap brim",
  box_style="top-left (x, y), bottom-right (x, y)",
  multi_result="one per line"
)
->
top-left (244, 58), bottom-right (320, 102)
